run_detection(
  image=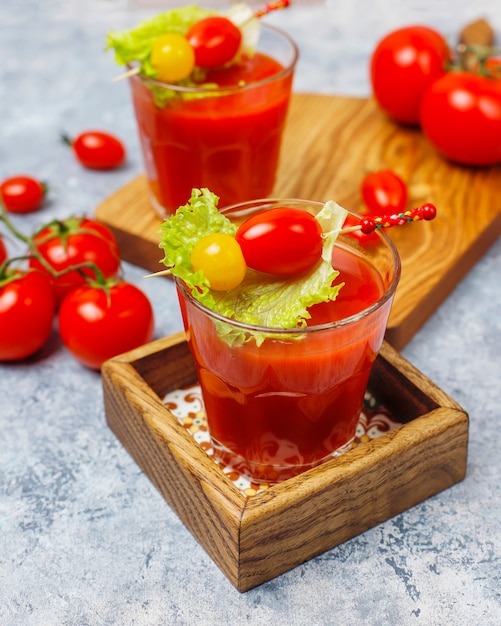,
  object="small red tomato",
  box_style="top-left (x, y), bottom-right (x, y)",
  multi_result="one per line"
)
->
top-left (371, 25), bottom-right (450, 125)
top-left (360, 170), bottom-right (408, 216)
top-left (419, 71), bottom-right (501, 166)
top-left (64, 130), bottom-right (126, 170)
top-left (58, 280), bottom-right (155, 370)
top-left (29, 216), bottom-right (121, 304)
top-left (0, 175), bottom-right (46, 214)
top-left (186, 16), bottom-right (242, 68)
top-left (0, 236), bottom-right (7, 264)
top-left (235, 207), bottom-right (323, 275)
top-left (0, 269), bottom-right (56, 361)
